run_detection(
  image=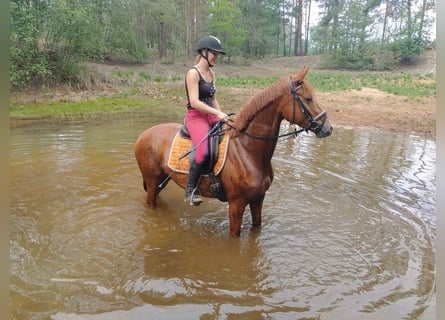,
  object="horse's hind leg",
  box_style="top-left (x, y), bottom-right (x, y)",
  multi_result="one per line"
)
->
top-left (141, 173), bottom-right (169, 209)
top-left (143, 179), bottom-right (160, 209)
